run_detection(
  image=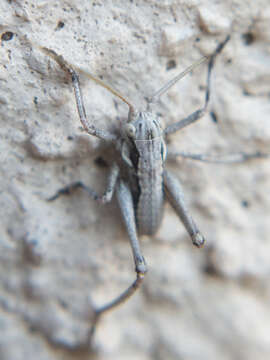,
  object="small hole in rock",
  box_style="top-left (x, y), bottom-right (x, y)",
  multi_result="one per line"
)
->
top-left (57, 21), bottom-right (65, 29)
top-left (241, 200), bottom-right (250, 208)
top-left (242, 32), bottom-right (255, 45)
top-left (1, 31), bottom-right (14, 41)
top-left (166, 59), bottom-right (176, 70)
